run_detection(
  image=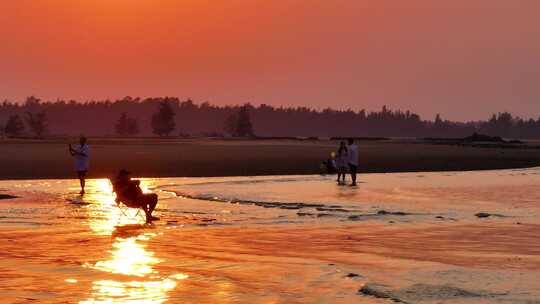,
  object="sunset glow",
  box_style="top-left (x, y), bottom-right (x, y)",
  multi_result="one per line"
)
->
top-left (2, 1), bottom-right (540, 120)
top-left (2, 2), bottom-right (540, 298)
